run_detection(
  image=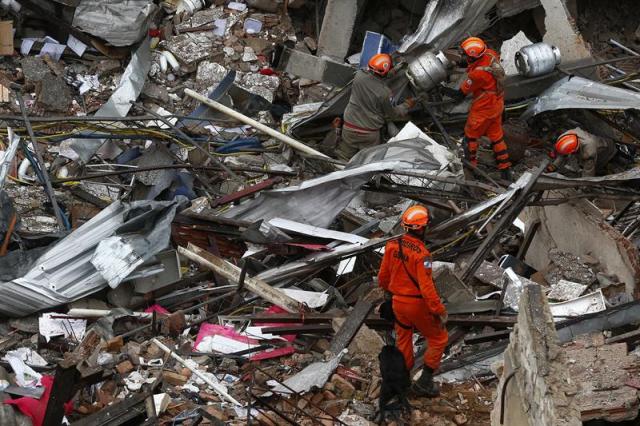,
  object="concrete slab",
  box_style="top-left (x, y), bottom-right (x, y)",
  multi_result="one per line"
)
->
top-left (539, 0), bottom-right (592, 62)
top-left (317, 0), bottom-right (359, 62)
